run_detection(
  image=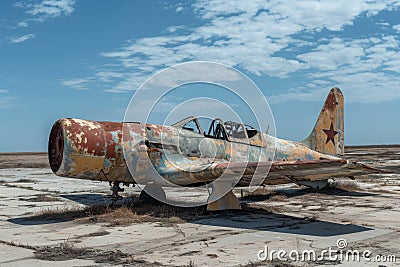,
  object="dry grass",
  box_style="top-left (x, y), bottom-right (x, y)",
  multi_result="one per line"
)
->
top-left (95, 201), bottom-right (207, 226)
top-left (269, 194), bottom-right (288, 201)
top-left (32, 198), bottom-right (207, 226)
top-left (329, 180), bottom-right (361, 191)
top-left (33, 205), bottom-right (94, 221)
top-left (0, 153), bottom-right (48, 169)
top-left (242, 187), bottom-right (290, 202)
top-left (95, 206), bottom-right (184, 226)
top-left (241, 187), bottom-right (276, 202)
top-left (34, 239), bottom-right (161, 266)
top-left (243, 187), bottom-right (275, 196)
top-left (1, 237), bottom-right (159, 265)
